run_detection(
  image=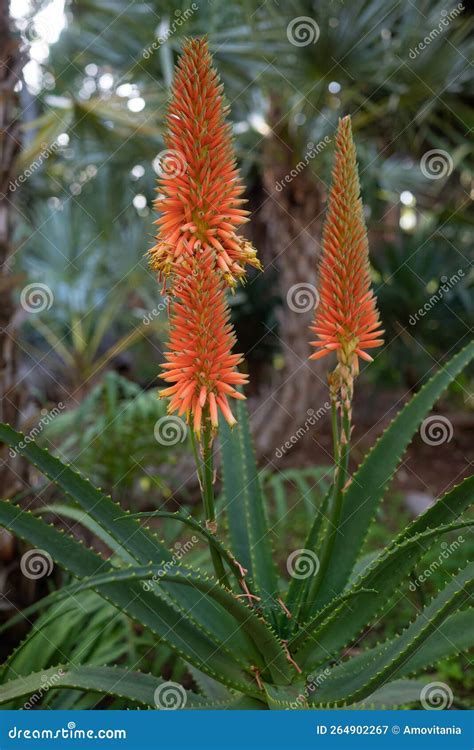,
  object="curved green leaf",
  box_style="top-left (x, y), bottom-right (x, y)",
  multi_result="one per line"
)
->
top-left (220, 399), bottom-right (279, 621)
top-left (0, 665), bottom-right (224, 709)
top-left (0, 424), bottom-right (262, 672)
top-left (310, 340), bottom-right (474, 612)
top-left (309, 564), bottom-right (474, 705)
top-left (292, 477), bottom-right (474, 661)
top-left (0, 500), bottom-right (259, 695)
